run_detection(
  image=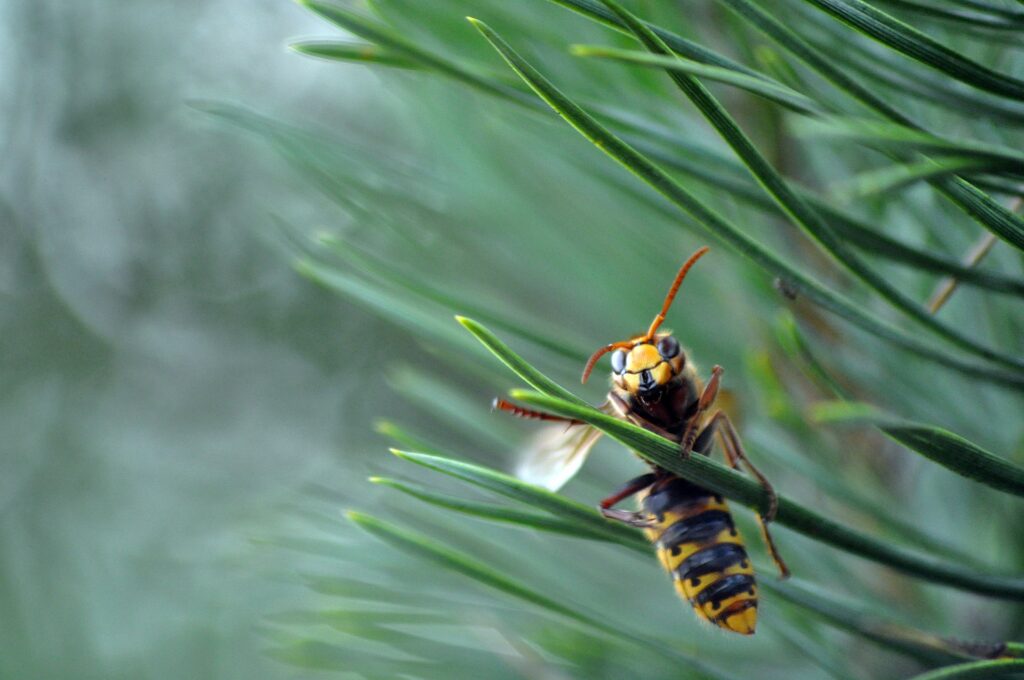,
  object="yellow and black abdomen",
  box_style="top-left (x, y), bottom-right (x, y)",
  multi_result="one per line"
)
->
top-left (641, 476), bottom-right (758, 635)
